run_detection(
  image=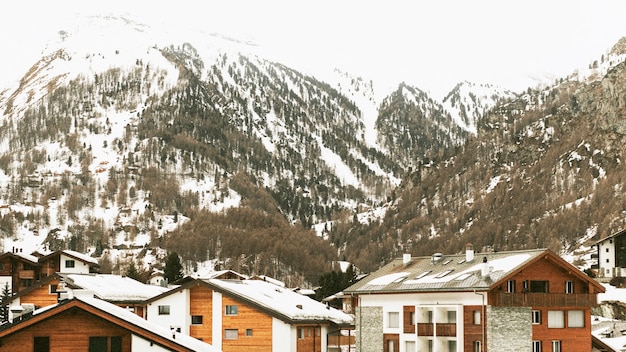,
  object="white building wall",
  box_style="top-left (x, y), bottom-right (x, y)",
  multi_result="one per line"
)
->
top-left (212, 291), bottom-right (223, 351)
top-left (272, 318), bottom-right (294, 352)
top-left (145, 289), bottom-right (190, 335)
top-left (0, 276), bottom-right (12, 293)
top-left (131, 335), bottom-right (172, 351)
top-left (59, 254), bottom-right (91, 273)
top-left (599, 240), bottom-right (616, 277)
top-left (359, 292), bottom-right (483, 352)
